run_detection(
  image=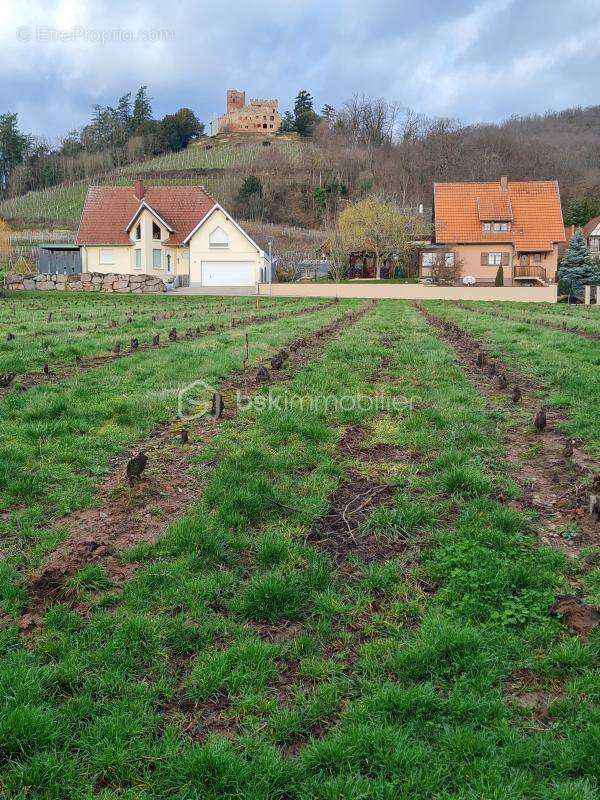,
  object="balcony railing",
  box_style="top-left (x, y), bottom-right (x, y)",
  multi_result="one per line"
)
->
top-left (514, 264), bottom-right (547, 283)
